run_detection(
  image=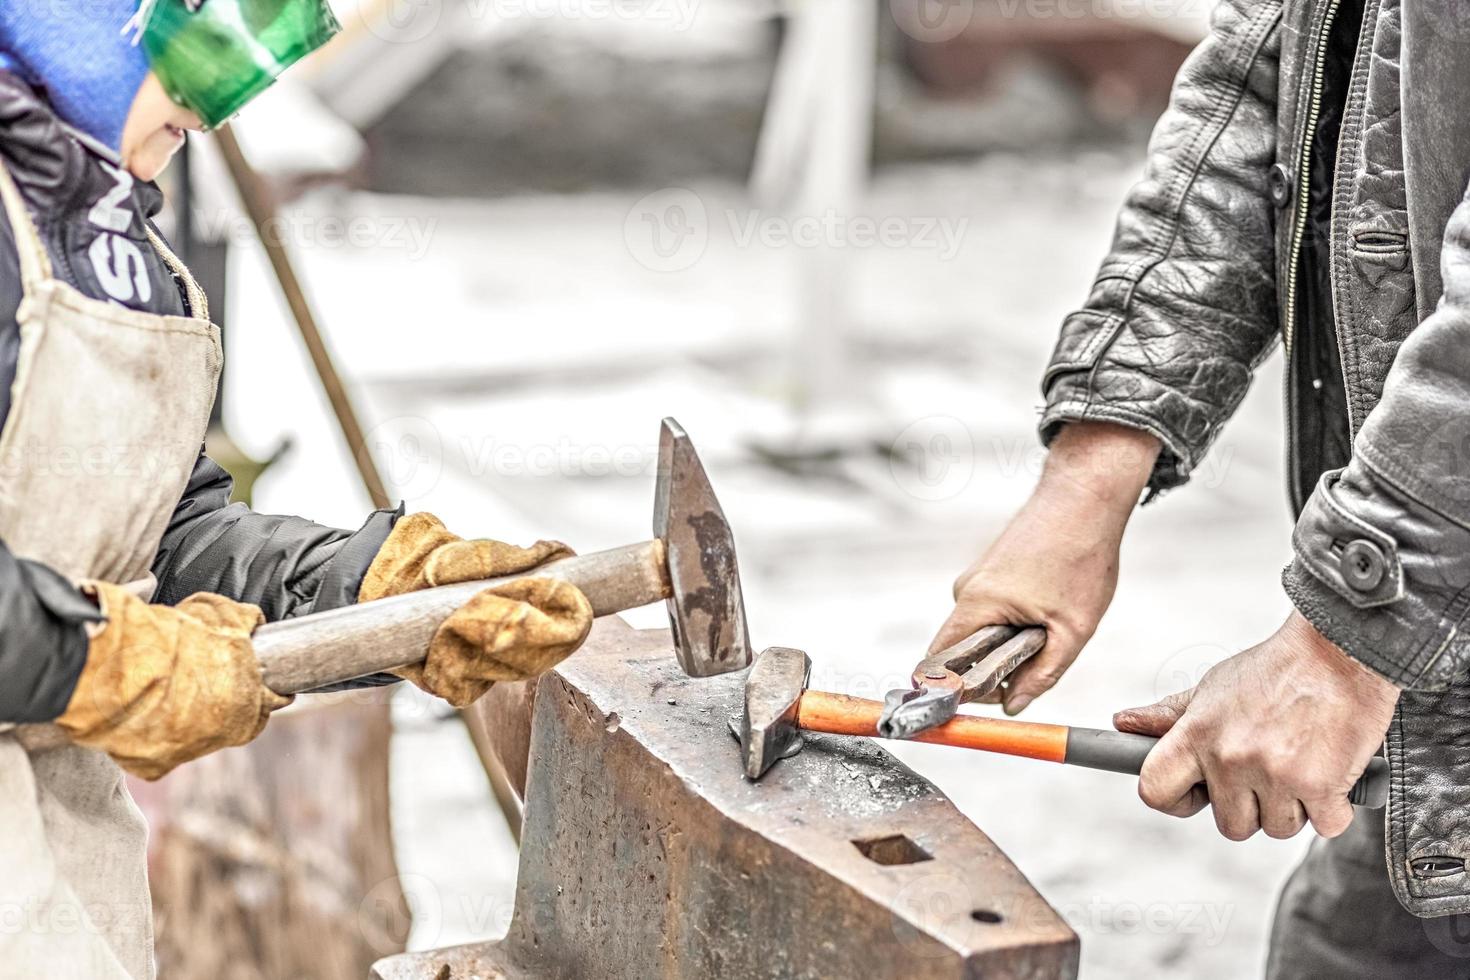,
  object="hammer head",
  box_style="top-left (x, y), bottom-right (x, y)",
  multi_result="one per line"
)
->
top-left (738, 646), bottom-right (811, 779)
top-left (654, 418), bottom-right (752, 677)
